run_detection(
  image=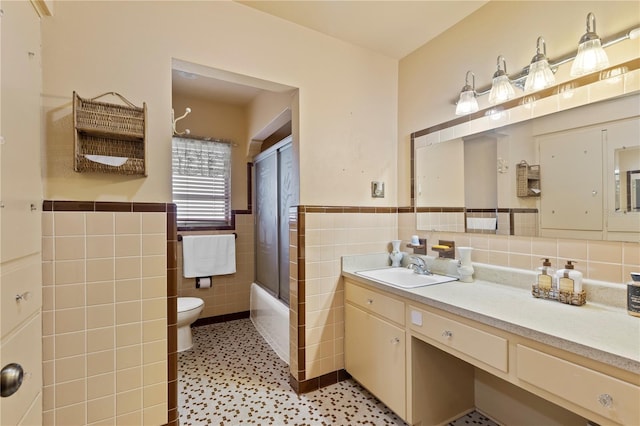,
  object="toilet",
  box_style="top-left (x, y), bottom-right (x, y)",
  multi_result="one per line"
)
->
top-left (177, 297), bottom-right (204, 352)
